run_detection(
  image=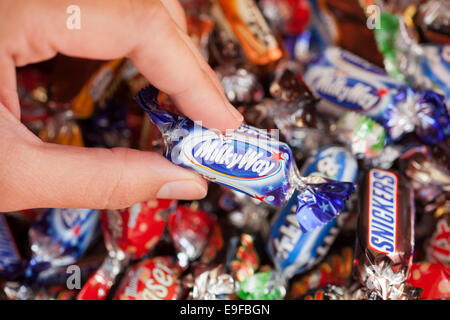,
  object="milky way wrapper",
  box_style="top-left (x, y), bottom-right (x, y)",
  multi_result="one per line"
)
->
top-left (136, 86), bottom-right (355, 233)
top-left (303, 47), bottom-right (450, 145)
top-left (375, 12), bottom-right (450, 110)
top-left (267, 146), bottom-right (358, 280)
top-left (26, 208), bottom-right (101, 284)
top-left (353, 169), bottom-right (415, 300)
